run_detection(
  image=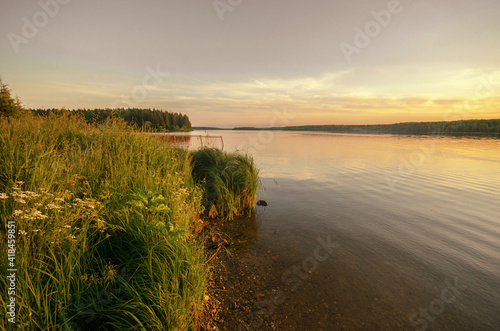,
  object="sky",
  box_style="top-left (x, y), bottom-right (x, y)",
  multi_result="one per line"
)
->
top-left (1, 0), bottom-right (499, 127)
